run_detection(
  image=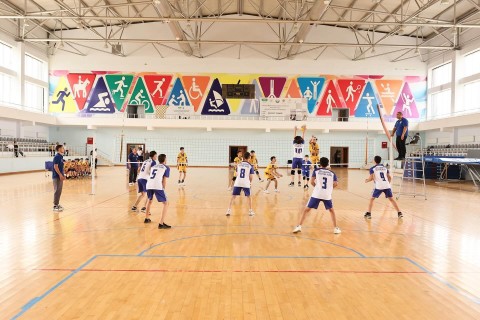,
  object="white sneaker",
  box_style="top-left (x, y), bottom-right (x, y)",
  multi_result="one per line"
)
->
top-left (260, 179), bottom-right (264, 182)
top-left (334, 227), bottom-right (341, 234)
top-left (227, 187), bottom-right (232, 191)
top-left (264, 189), bottom-right (270, 194)
top-left (249, 210), bottom-right (255, 216)
top-left (293, 225), bottom-right (302, 233)
top-left (226, 209), bottom-right (231, 216)
top-left (57, 205), bottom-right (64, 212)
top-left (128, 183), bottom-right (134, 186)
top-left (274, 189), bottom-right (279, 193)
